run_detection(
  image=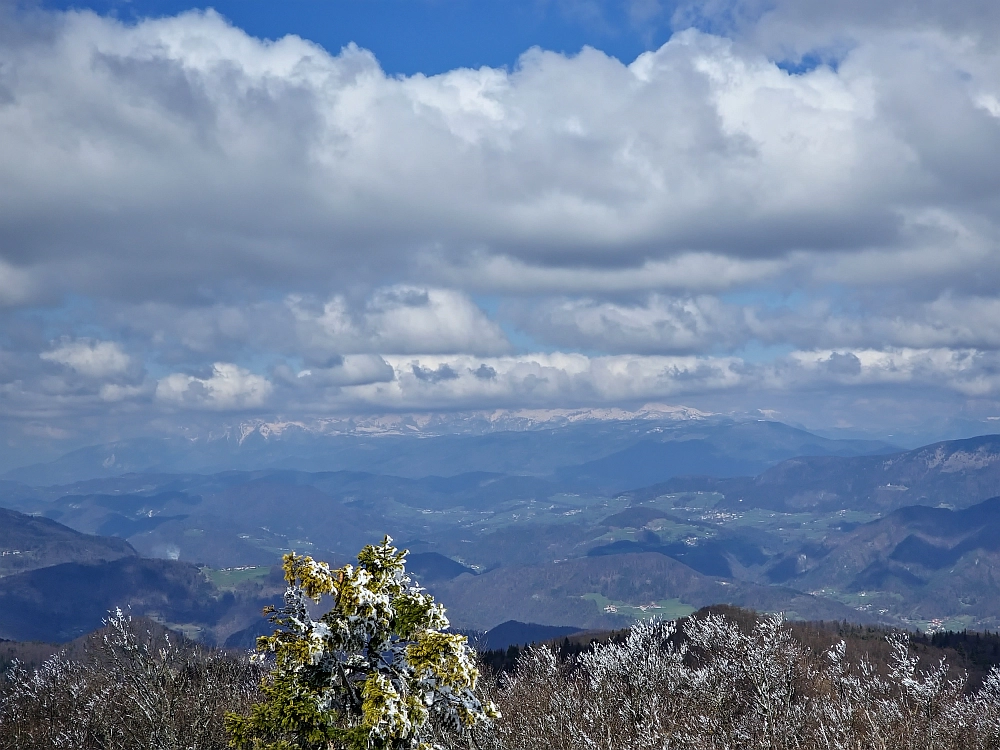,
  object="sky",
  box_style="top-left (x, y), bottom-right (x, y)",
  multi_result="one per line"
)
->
top-left (3, 0), bottom-right (1000, 464)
